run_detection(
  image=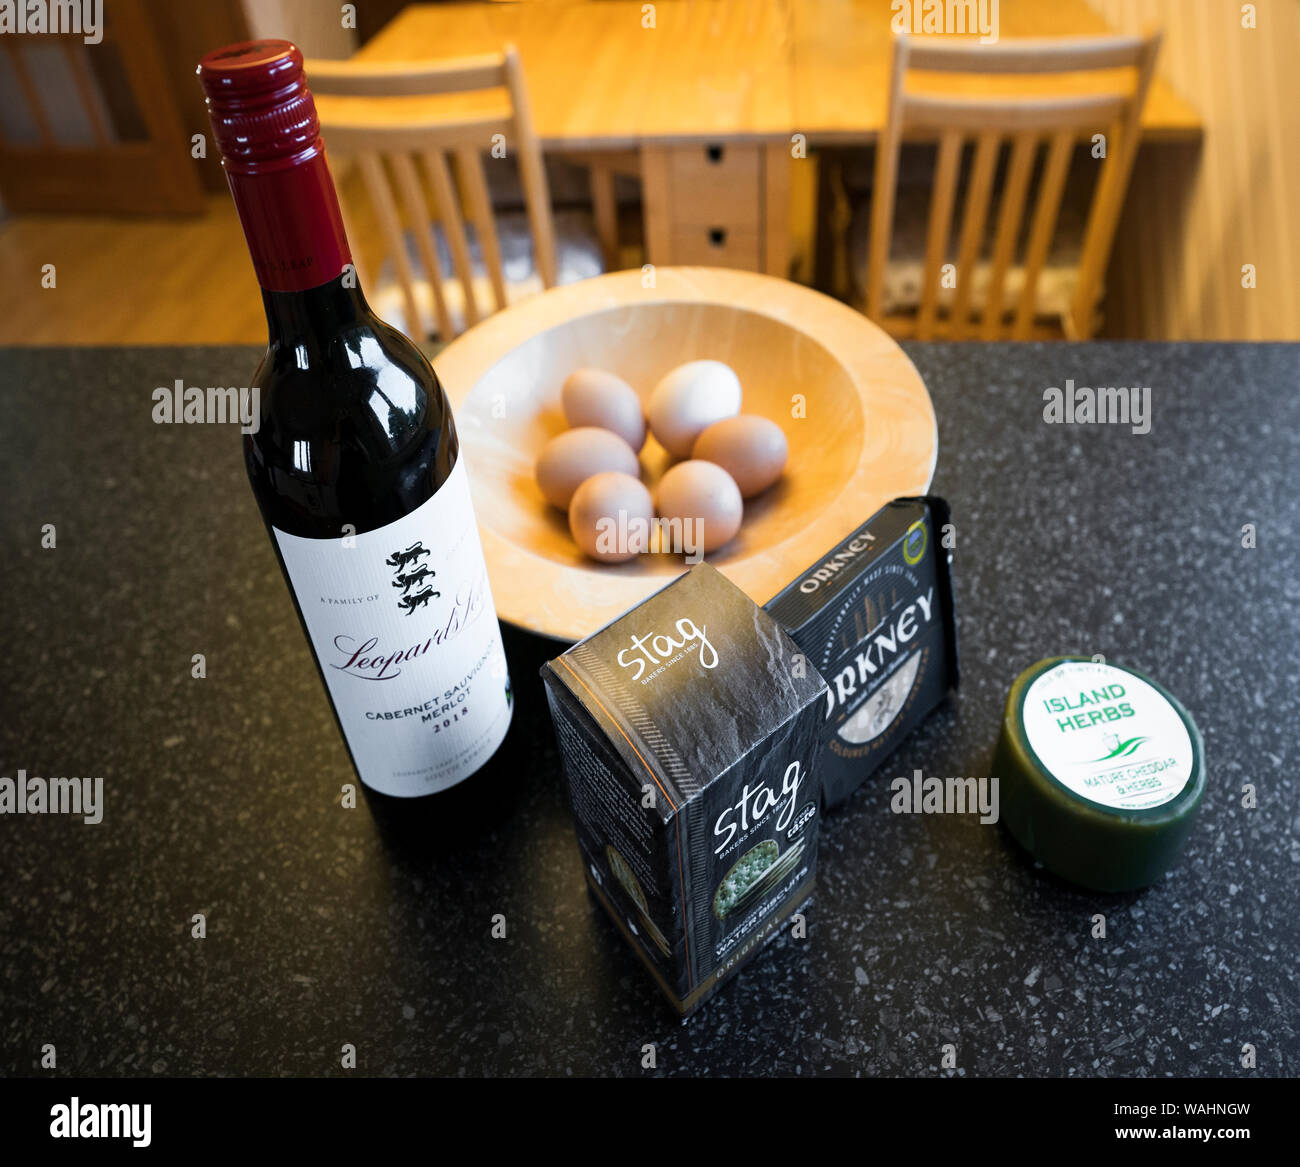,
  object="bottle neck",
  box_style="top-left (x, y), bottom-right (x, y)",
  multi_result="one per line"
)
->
top-left (224, 139), bottom-right (353, 295)
top-left (262, 271), bottom-right (371, 349)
